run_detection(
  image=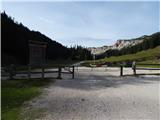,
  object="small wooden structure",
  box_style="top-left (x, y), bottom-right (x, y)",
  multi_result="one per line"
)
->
top-left (29, 40), bottom-right (47, 65)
